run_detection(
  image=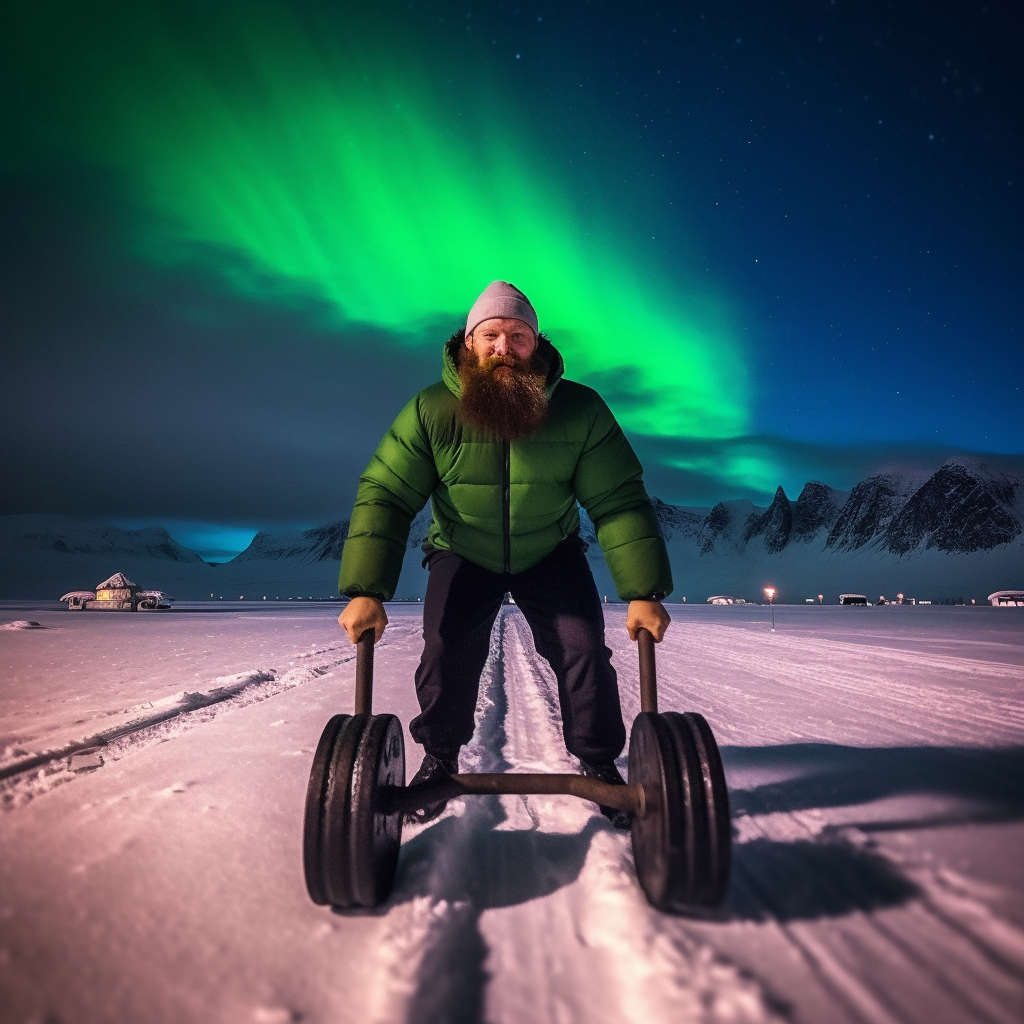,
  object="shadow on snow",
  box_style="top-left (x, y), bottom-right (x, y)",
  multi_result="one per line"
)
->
top-left (723, 743), bottom-right (1024, 824)
top-left (706, 743), bottom-right (1024, 923)
top-left (378, 744), bottom-right (1023, 935)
